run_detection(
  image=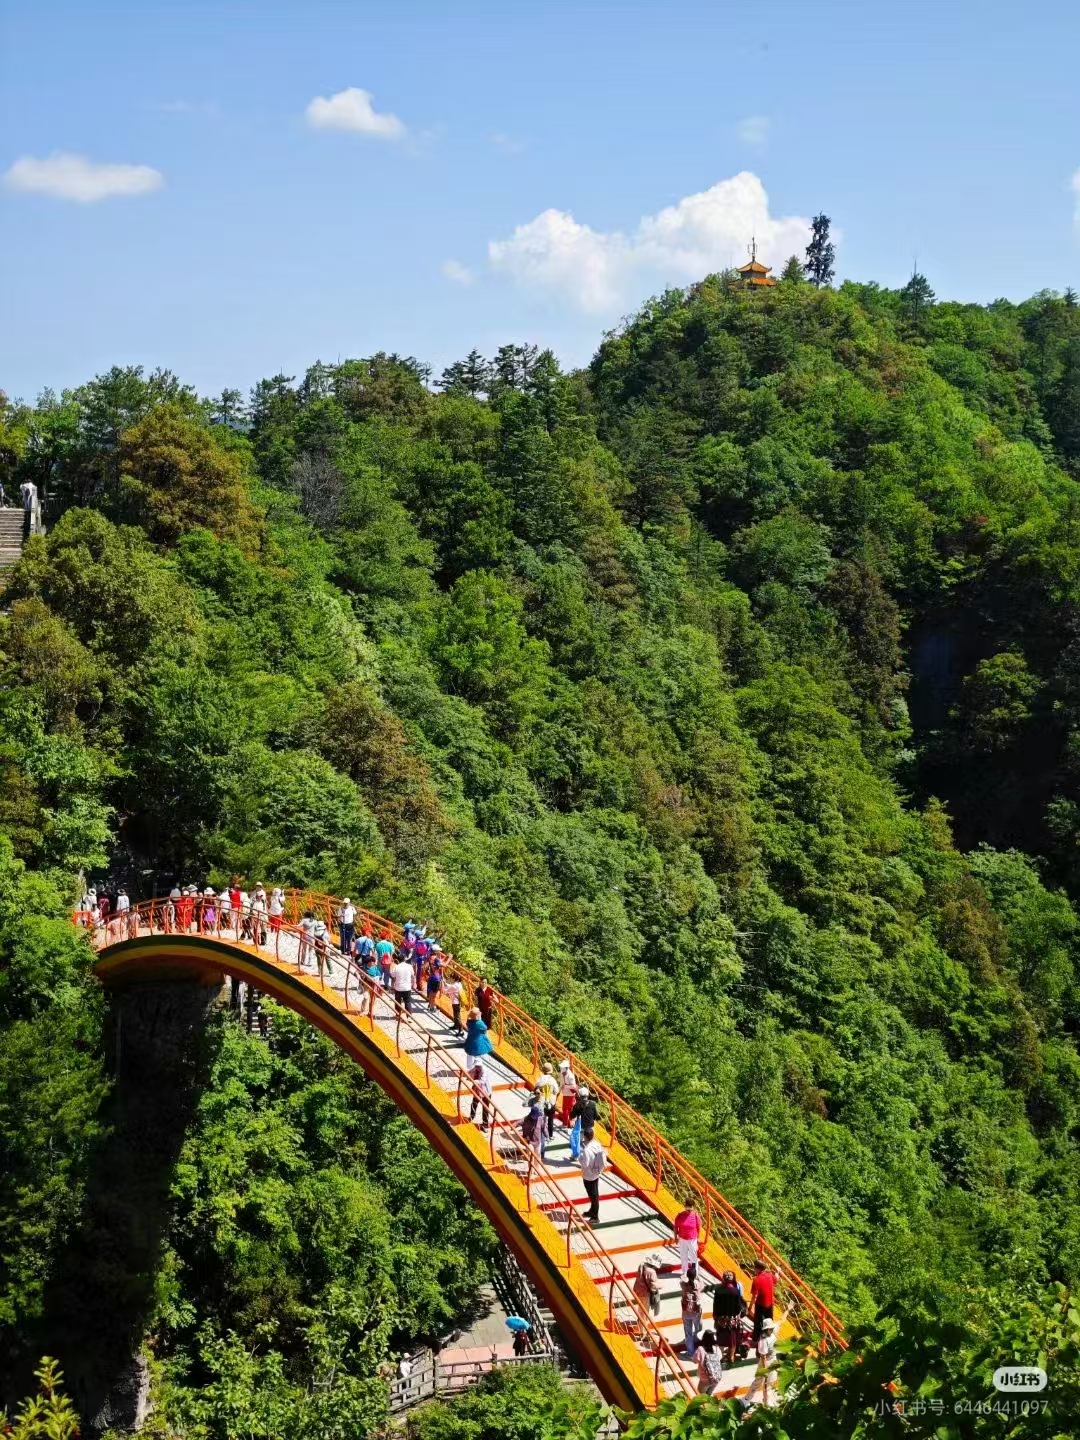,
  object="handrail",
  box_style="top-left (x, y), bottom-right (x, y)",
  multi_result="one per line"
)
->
top-left (282, 888), bottom-right (846, 1351)
top-left (79, 899), bottom-right (698, 1403)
